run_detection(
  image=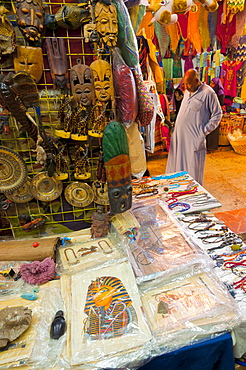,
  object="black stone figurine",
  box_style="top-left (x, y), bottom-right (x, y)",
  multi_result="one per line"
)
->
top-left (50, 310), bottom-right (66, 339)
